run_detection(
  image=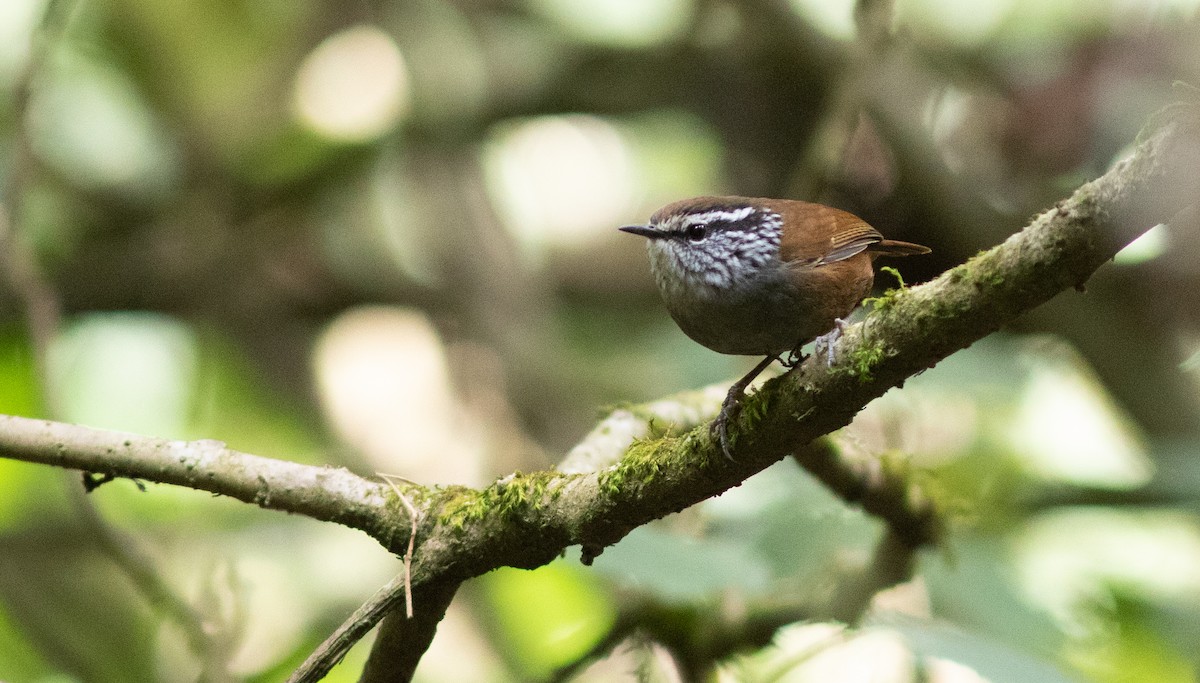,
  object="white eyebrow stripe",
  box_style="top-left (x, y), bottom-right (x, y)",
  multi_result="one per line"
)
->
top-left (683, 207), bottom-right (755, 226)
